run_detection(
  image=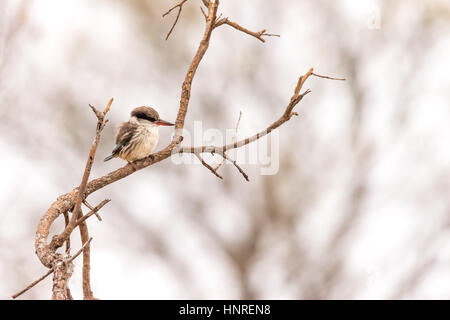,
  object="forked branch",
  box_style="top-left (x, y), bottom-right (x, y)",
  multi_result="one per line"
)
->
top-left (178, 67), bottom-right (344, 180)
top-left (162, 0), bottom-right (190, 40)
